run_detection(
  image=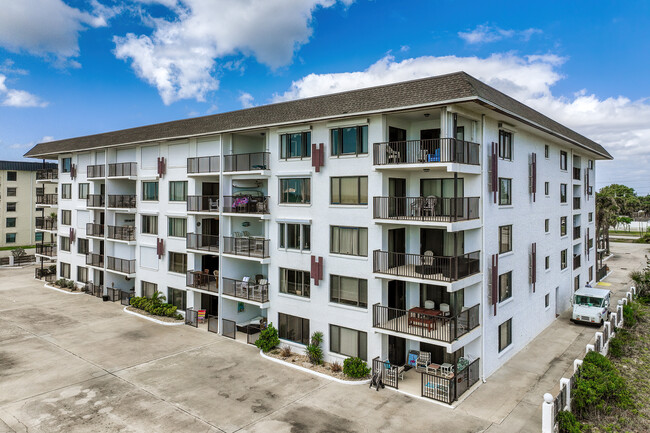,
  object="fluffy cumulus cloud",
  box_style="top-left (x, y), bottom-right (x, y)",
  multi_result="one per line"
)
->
top-left (114, 0), bottom-right (352, 105)
top-left (238, 92), bottom-right (255, 108)
top-left (0, 74), bottom-right (48, 108)
top-left (458, 24), bottom-right (542, 44)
